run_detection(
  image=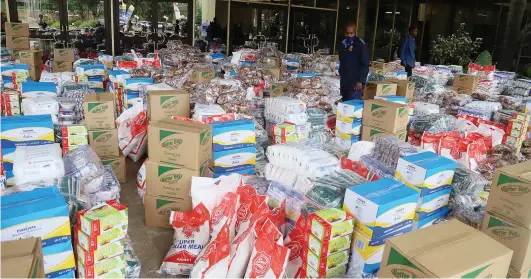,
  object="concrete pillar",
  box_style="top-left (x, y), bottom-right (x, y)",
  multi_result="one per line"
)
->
top-left (201, 0), bottom-right (216, 22)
